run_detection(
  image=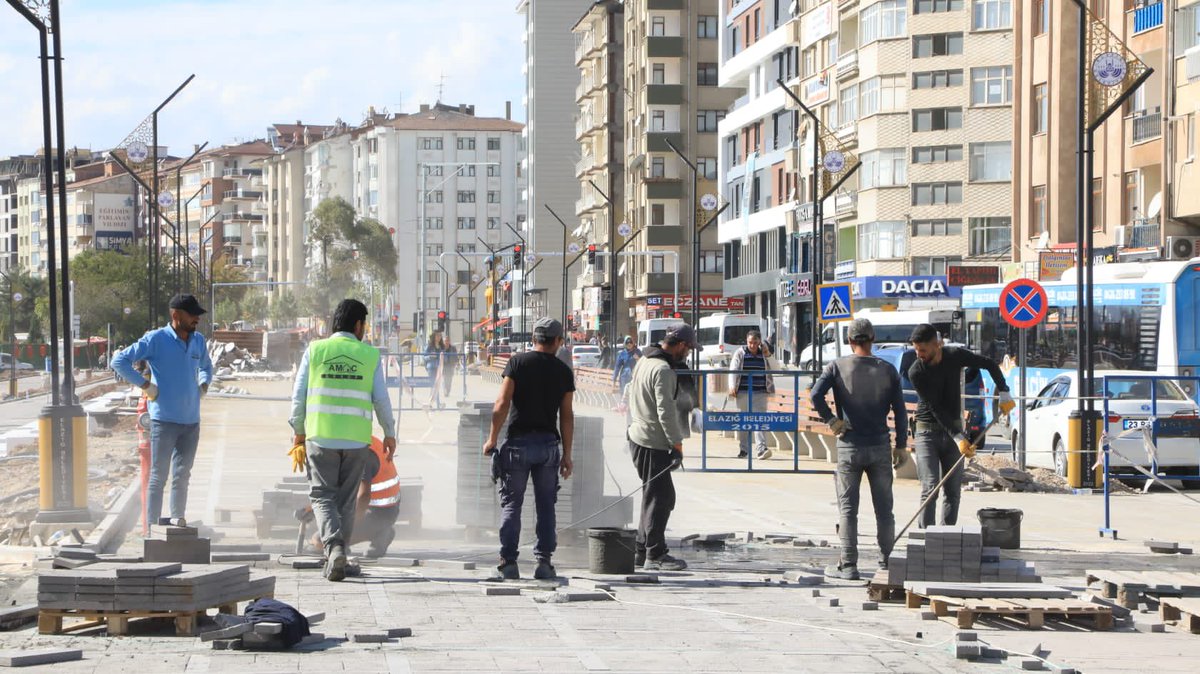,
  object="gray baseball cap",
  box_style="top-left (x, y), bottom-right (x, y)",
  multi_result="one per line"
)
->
top-left (664, 323), bottom-right (701, 349)
top-left (532, 317), bottom-right (564, 339)
top-left (847, 318), bottom-right (875, 343)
